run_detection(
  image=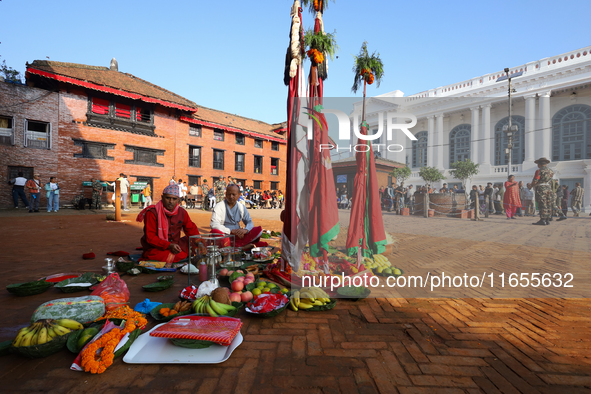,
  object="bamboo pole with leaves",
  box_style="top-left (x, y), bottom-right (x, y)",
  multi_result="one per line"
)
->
top-left (352, 41), bottom-right (384, 125)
